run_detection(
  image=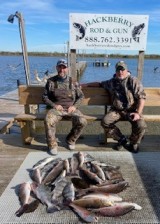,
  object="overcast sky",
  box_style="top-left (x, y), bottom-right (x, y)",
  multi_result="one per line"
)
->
top-left (0, 0), bottom-right (160, 55)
